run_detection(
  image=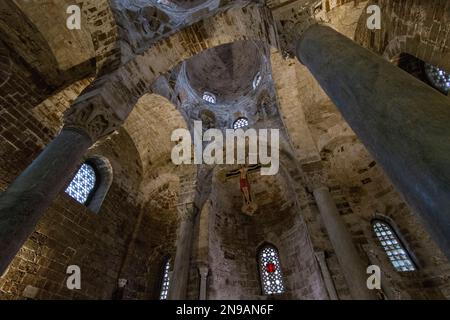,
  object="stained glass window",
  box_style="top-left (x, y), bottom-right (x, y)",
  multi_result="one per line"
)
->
top-left (159, 259), bottom-right (171, 300)
top-left (65, 163), bottom-right (97, 205)
top-left (253, 72), bottom-right (262, 90)
top-left (425, 63), bottom-right (450, 94)
top-left (203, 92), bottom-right (216, 104)
top-left (372, 220), bottom-right (416, 272)
top-left (258, 245), bottom-right (285, 295)
top-left (233, 117), bottom-right (249, 130)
